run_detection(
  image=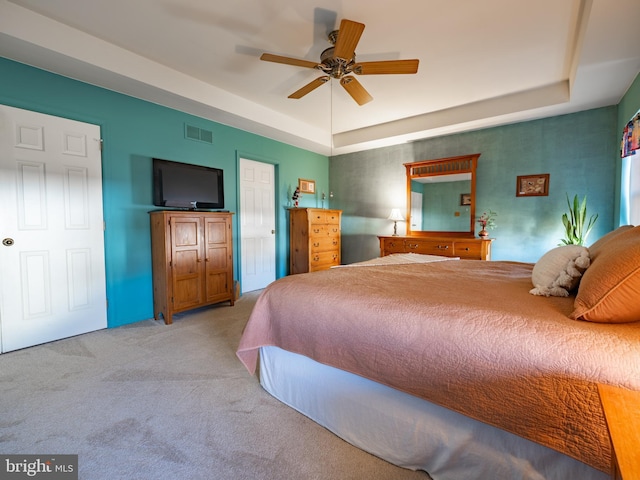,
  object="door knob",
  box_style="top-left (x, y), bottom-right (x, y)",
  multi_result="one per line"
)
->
top-left (2, 238), bottom-right (14, 247)
top-left (271, 230), bottom-right (275, 234)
